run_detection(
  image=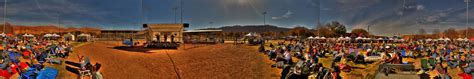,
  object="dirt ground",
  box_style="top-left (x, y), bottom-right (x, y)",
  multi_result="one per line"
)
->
top-left (59, 41), bottom-right (280, 79)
